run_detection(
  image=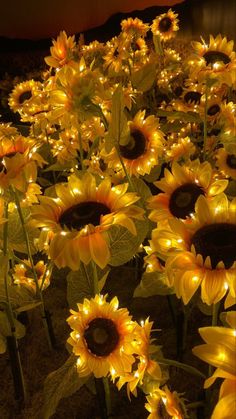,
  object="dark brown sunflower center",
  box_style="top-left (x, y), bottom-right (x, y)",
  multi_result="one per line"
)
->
top-left (19, 90), bottom-right (32, 104)
top-left (207, 104), bottom-right (220, 116)
top-left (119, 129), bottom-right (146, 160)
top-left (169, 183), bottom-right (204, 219)
top-left (84, 317), bottom-right (120, 357)
top-left (203, 51), bottom-right (231, 65)
top-left (226, 154), bottom-right (236, 169)
top-left (59, 201), bottom-right (110, 231)
top-left (184, 91), bottom-right (202, 104)
top-left (159, 17), bottom-right (172, 32)
top-left (191, 223), bottom-right (236, 269)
